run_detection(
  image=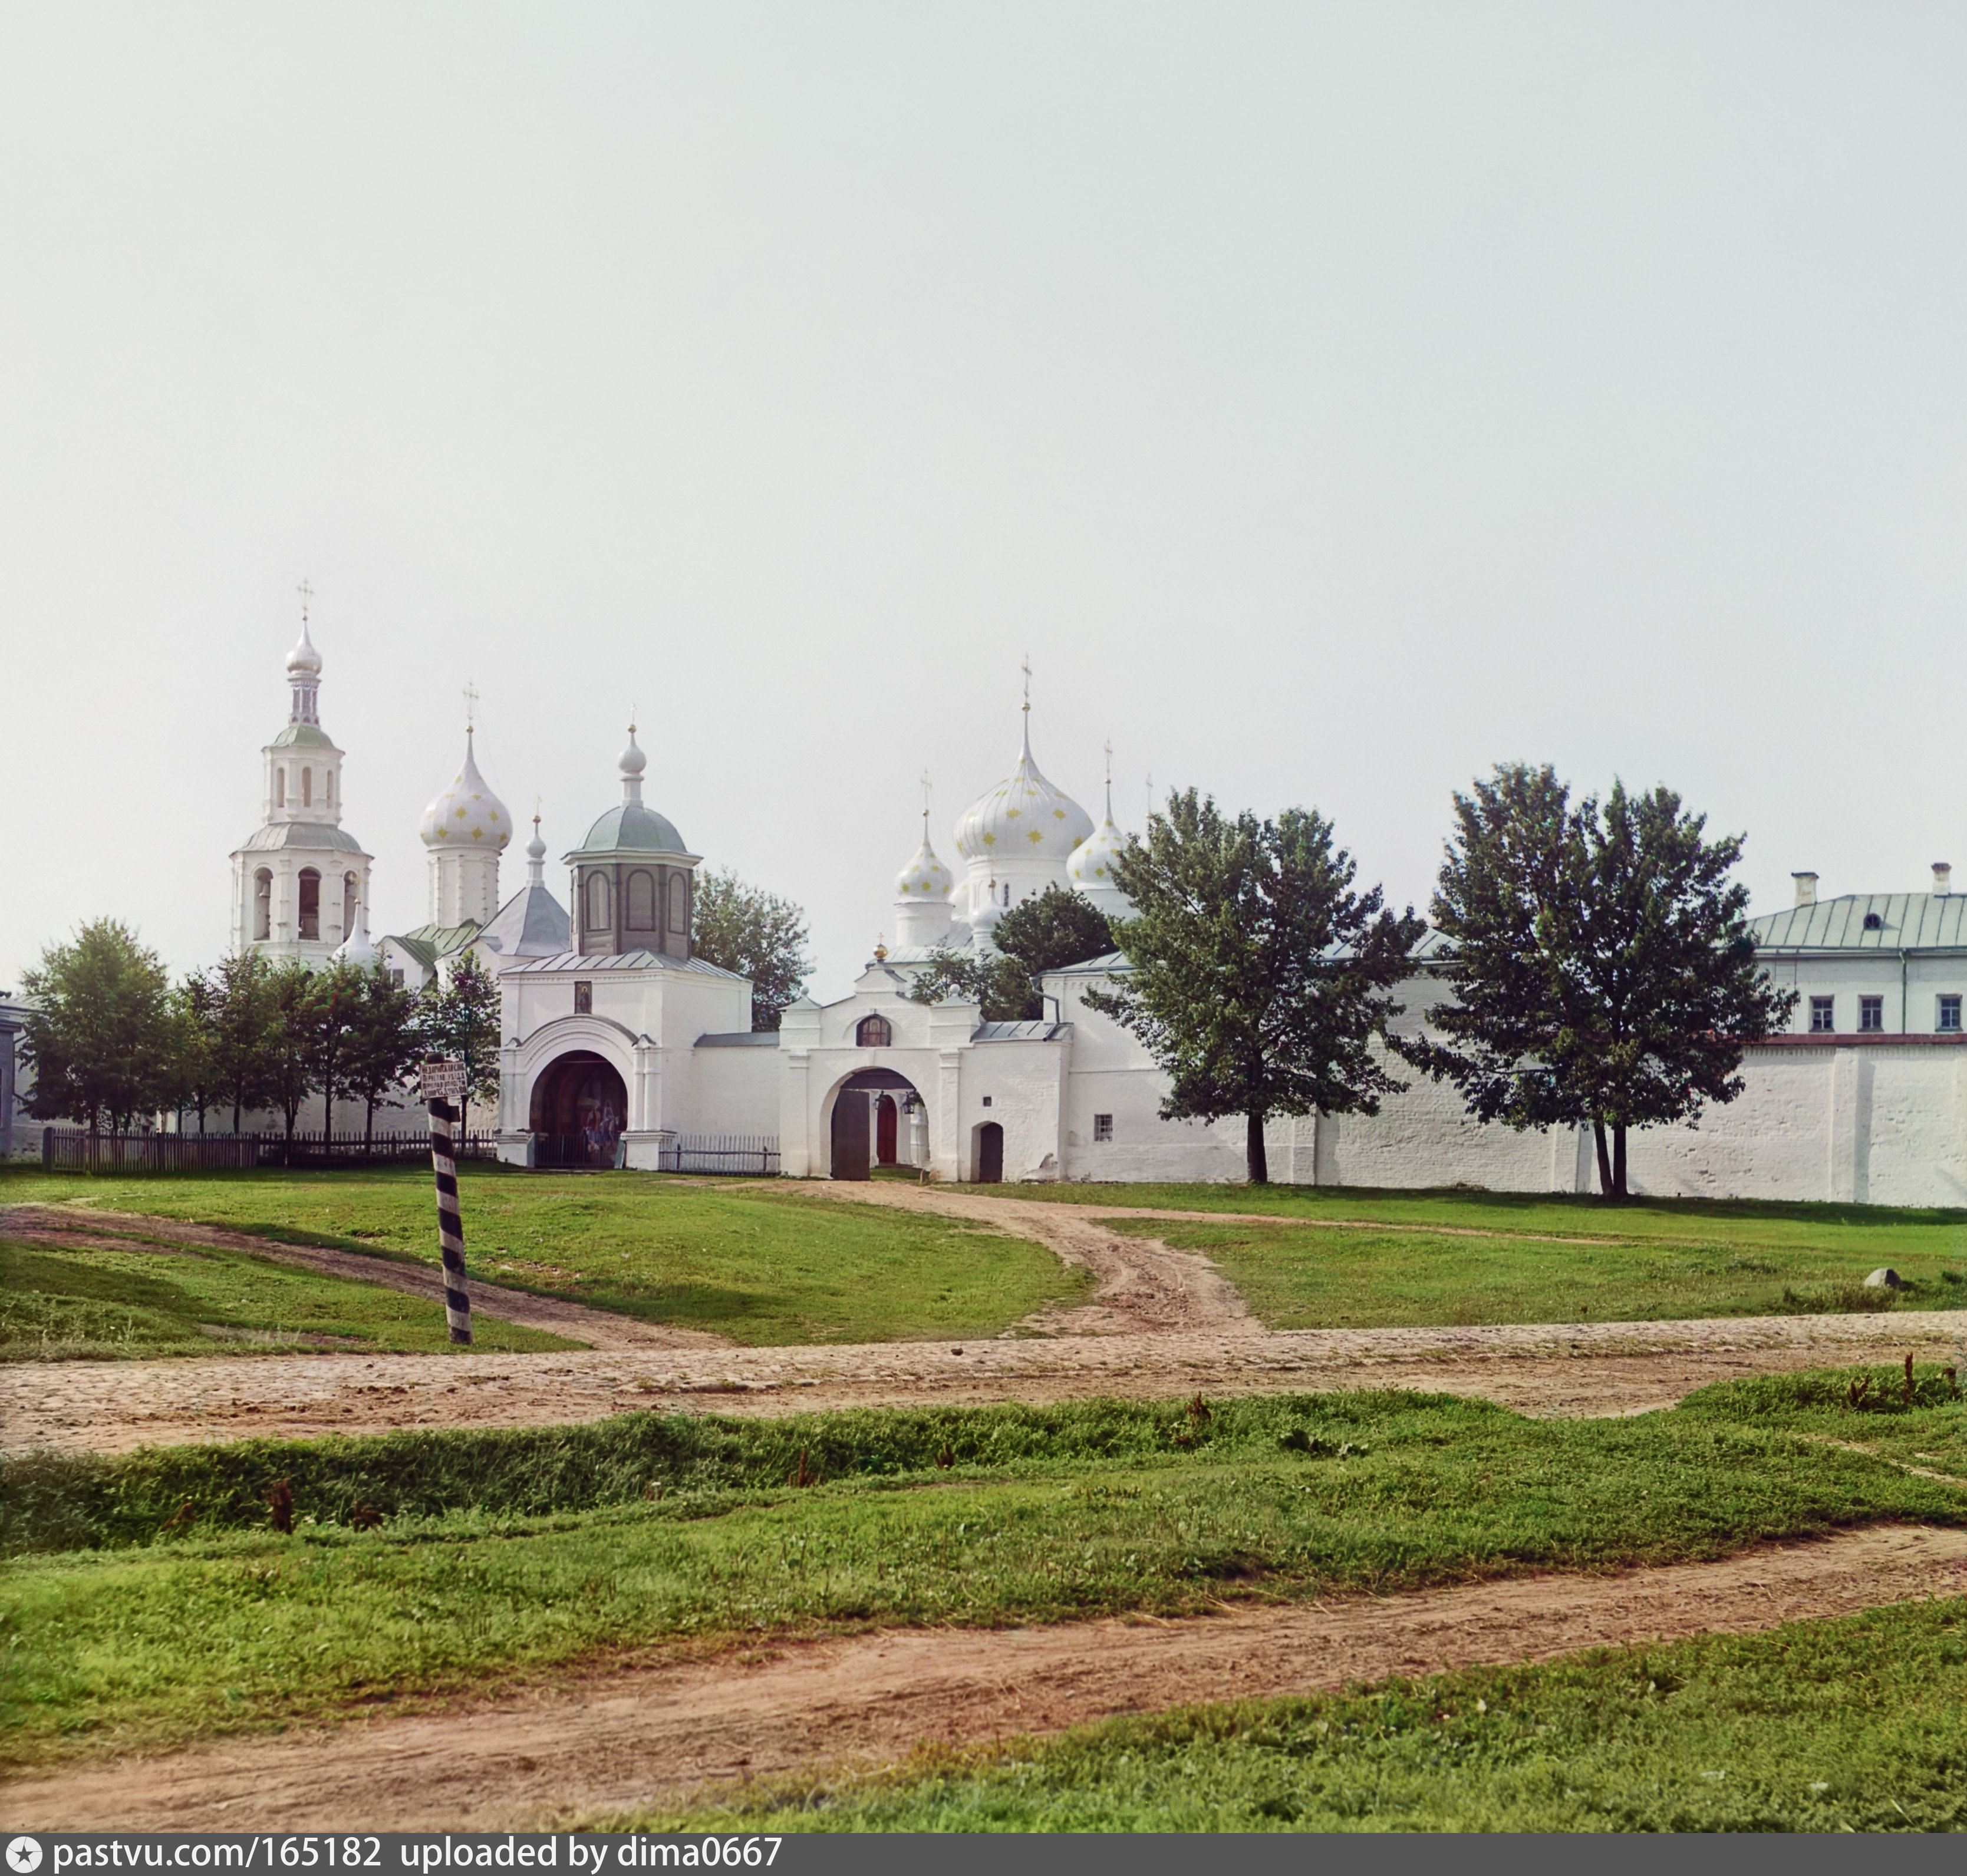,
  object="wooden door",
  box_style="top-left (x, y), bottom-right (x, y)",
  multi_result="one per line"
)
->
top-left (875, 1095), bottom-right (898, 1166)
top-left (831, 1089), bottom-right (870, 1181)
